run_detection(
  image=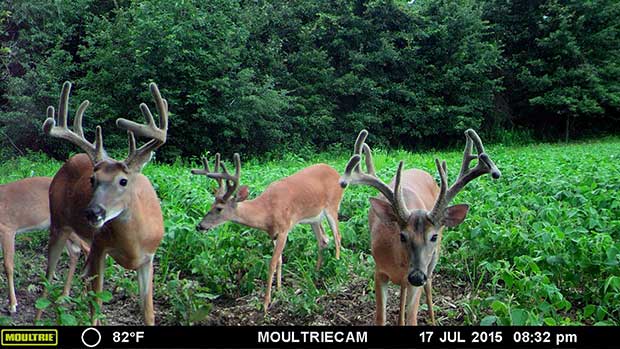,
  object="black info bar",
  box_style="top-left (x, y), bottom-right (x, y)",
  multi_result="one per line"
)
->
top-left (0, 326), bottom-right (613, 348)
